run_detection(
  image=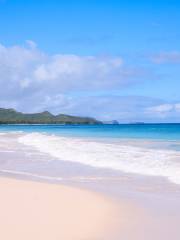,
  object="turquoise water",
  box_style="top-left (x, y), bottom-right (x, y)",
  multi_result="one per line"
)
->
top-left (1, 124), bottom-right (180, 185)
top-left (0, 124), bottom-right (180, 140)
